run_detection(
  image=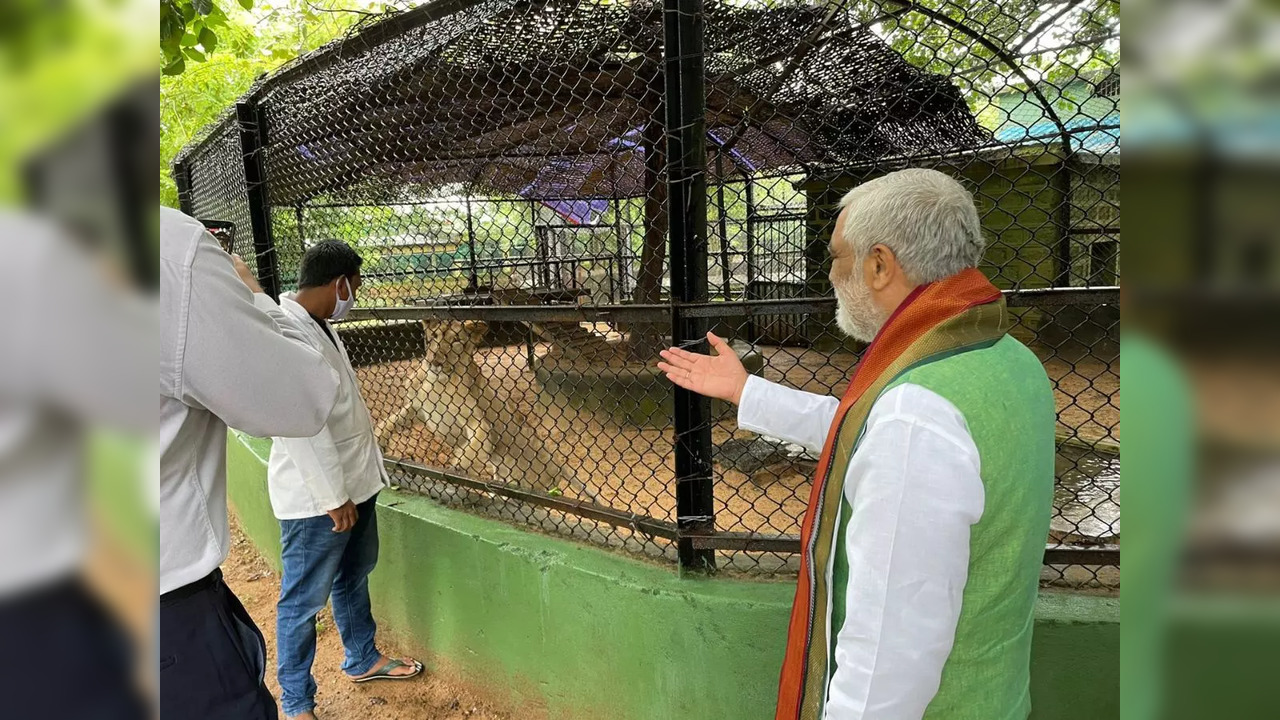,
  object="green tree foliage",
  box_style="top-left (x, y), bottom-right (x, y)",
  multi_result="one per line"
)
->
top-left (160, 0), bottom-right (250, 77)
top-left (1, 0), bottom-right (150, 202)
top-left (858, 0), bottom-right (1120, 119)
top-left (160, 0), bottom-right (394, 207)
